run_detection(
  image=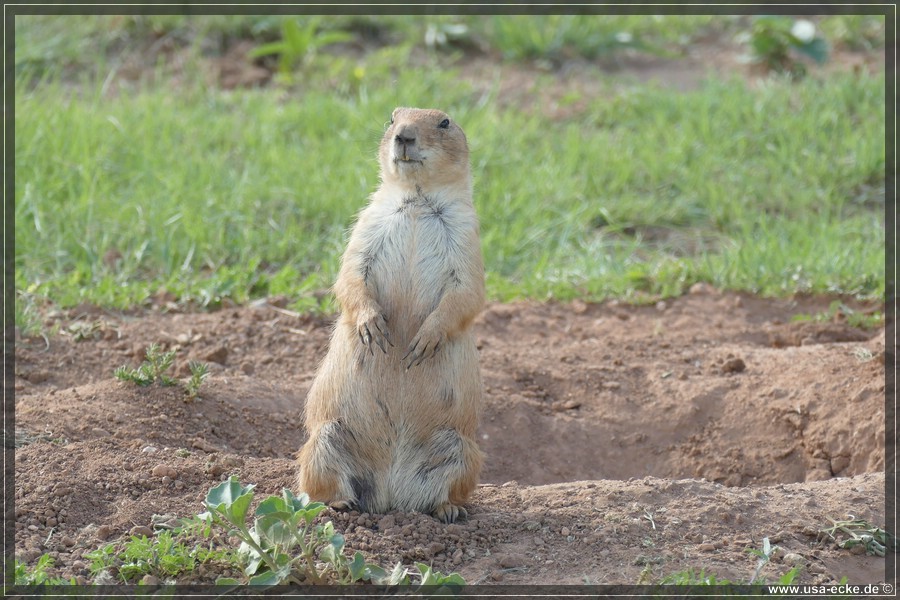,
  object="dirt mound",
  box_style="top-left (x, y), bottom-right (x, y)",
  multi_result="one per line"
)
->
top-left (14, 291), bottom-right (887, 585)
